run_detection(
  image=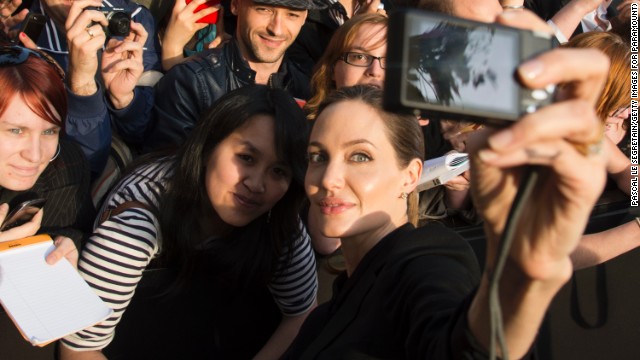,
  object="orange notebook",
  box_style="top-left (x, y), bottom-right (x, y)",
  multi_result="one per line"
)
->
top-left (0, 234), bottom-right (112, 346)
